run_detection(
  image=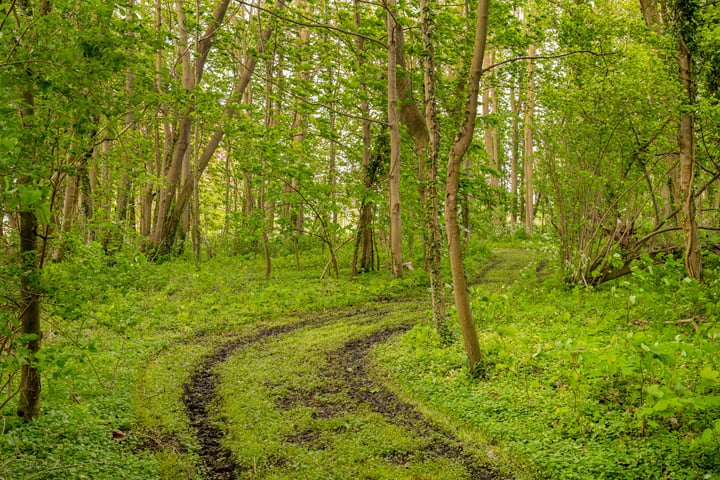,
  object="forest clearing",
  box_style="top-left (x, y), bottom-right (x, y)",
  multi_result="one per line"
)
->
top-left (1, 0), bottom-right (719, 478)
